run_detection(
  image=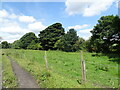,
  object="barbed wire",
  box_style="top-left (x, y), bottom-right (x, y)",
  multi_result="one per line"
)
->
top-left (48, 65), bottom-right (120, 81)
